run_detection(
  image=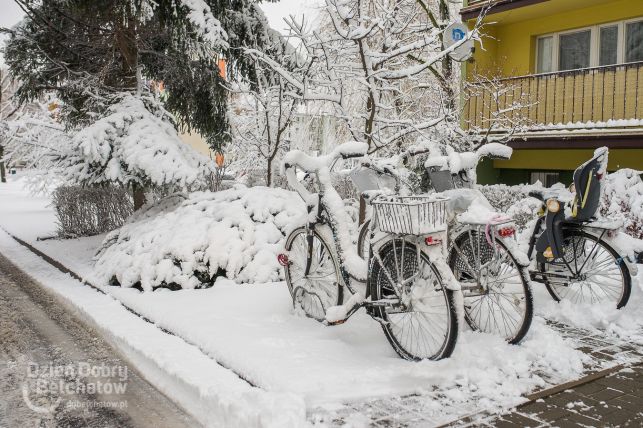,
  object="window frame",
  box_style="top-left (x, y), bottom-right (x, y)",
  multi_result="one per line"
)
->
top-left (624, 17), bottom-right (643, 63)
top-left (535, 17), bottom-right (643, 74)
